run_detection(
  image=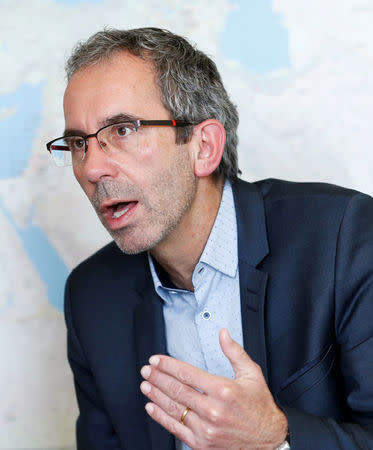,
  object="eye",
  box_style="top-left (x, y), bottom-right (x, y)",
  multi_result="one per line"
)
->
top-left (112, 123), bottom-right (135, 138)
top-left (116, 126), bottom-right (128, 136)
top-left (66, 137), bottom-right (85, 152)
